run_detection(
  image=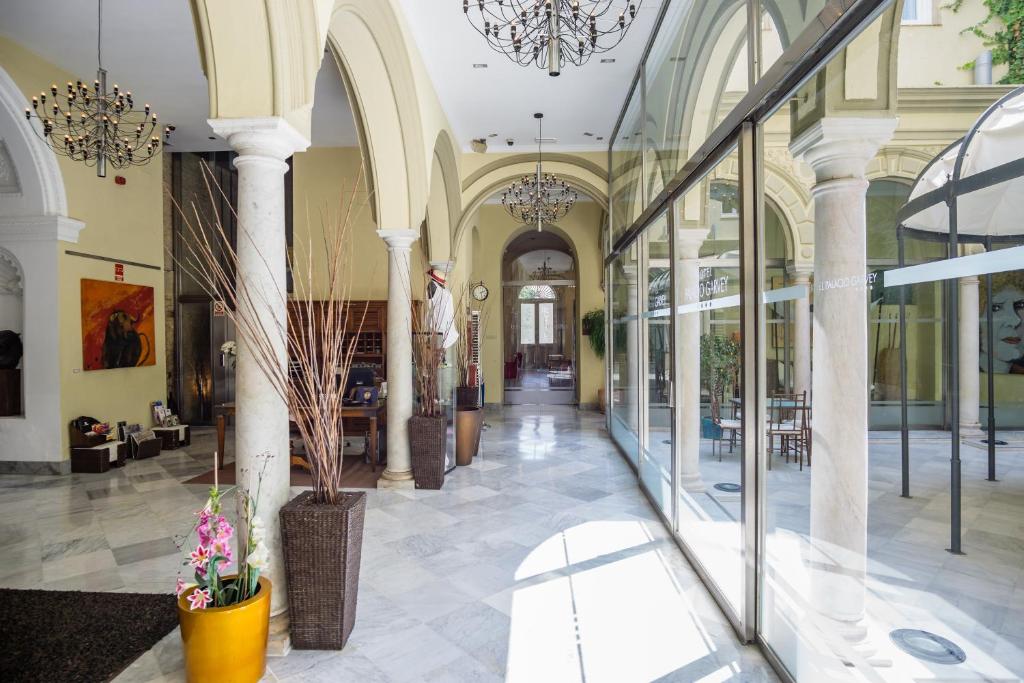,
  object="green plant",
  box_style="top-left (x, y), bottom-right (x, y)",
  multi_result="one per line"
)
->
top-left (700, 333), bottom-right (741, 423)
top-left (583, 309), bottom-right (606, 359)
top-left (948, 0), bottom-right (1024, 84)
